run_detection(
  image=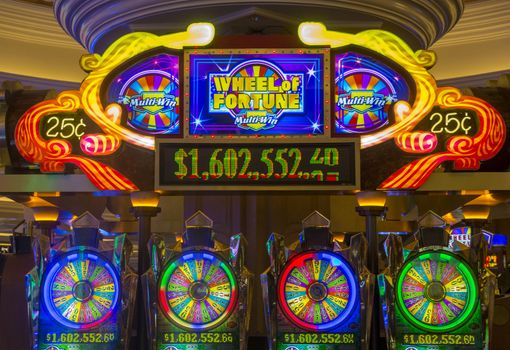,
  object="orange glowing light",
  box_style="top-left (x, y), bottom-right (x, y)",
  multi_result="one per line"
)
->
top-left (32, 206), bottom-right (59, 222)
top-left (355, 191), bottom-right (387, 207)
top-left (14, 24), bottom-right (214, 191)
top-left (130, 191), bottom-right (160, 208)
top-left (462, 205), bottom-right (490, 220)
